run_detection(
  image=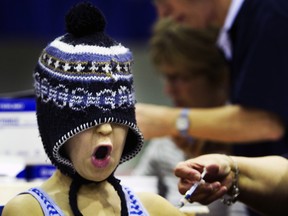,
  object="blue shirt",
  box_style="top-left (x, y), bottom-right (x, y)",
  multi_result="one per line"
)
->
top-left (221, 0), bottom-right (288, 157)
